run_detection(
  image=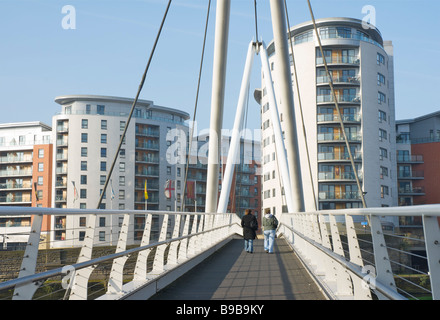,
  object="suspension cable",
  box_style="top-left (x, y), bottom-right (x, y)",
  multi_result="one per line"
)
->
top-left (306, 0), bottom-right (367, 208)
top-left (283, 0), bottom-right (317, 211)
top-left (181, 0), bottom-right (212, 212)
top-left (97, 0), bottom-right (172, 209)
